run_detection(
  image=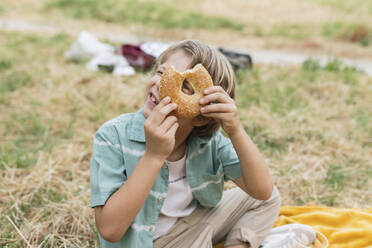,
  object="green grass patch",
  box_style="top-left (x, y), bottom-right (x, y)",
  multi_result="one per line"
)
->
top-left (0, 4), bottom-right (5, 14)
top-left (325, 164), bottom-right (349, 192)
top-left (302, 58), bottom-right (358, 73)
top-left (302, 58), bottom-right (323, 72)
top-left (356, 167), bottom-right (372, 189)
top-left (0, 32), bottom-right (72, 95)
top-left (0, 216), bottom-right (19, 247)
top-left (247, 23), bottom-right (314, 40)
top-left (252, 24), bottom-right (264, 37)
top-left (320, 162), bottom-right (351, 206)
top-left (0, 31), bottom-right (82, 170)
top-left (322, 22), bottom-right (372, 46)
top-left (236, 68), bottom-right (302, 156)
top-left (300, 59), bottom-right (322, 82)
top-left (0, 71), bottom-right (32, 93)
top-left (0, 58), bottom-right (12, 71)
top-left (237, 67), bottom-right (309, 115)
top-left (0, 112), bottom-right (55, 170)
top-left (301, 58), bottom-right (361, 86)
top-left (4, 32), bottom-right (71, 59)
top-left (270, 23), bottom-right (312, 40)
top-left (319, 194), bottom-right (338, 206)
top-left (243, 121), bottom-right (294, 156)
top-left (44, 0), bottom-right (243, 31)
top-left (246, 18), bottom-right (371, 47)
top-left (20, 188), bottom-right (66, 219)
top-left (352, 108), bottom-right (372, 137)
